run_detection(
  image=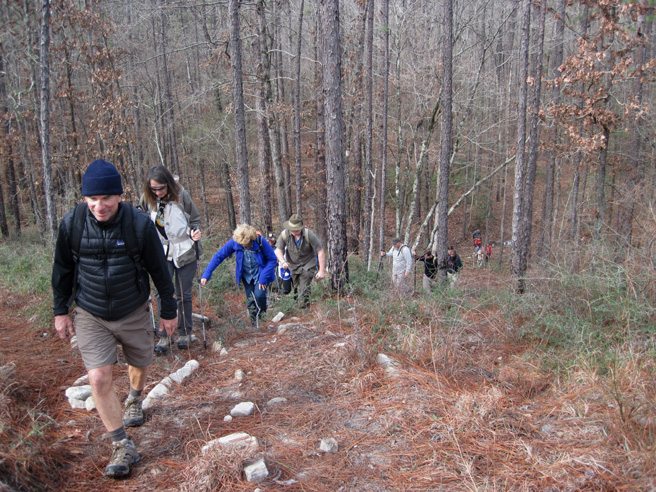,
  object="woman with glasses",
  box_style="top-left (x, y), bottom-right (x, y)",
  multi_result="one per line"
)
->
top-left (141, 165), bottom-right (202, 353)
top-left (200, 224), bottom-right (277, 330)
